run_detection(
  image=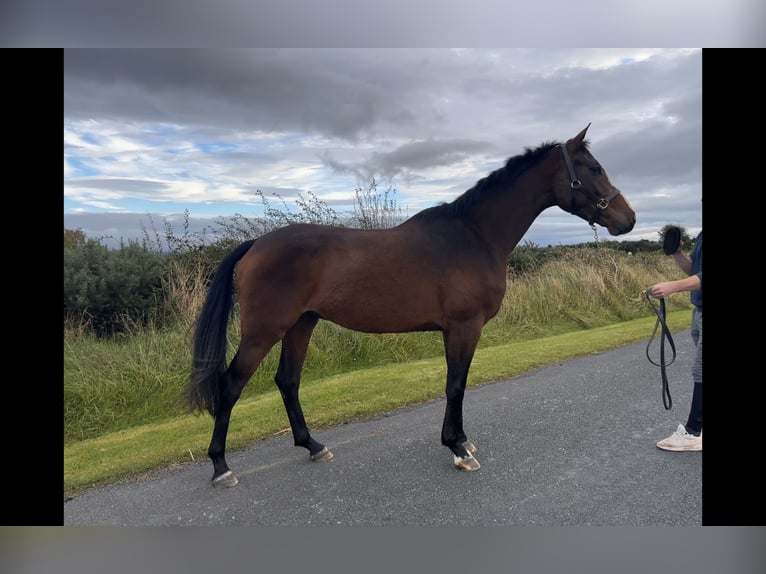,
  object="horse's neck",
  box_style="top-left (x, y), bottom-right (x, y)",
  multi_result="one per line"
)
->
top-left (469, 173), bottom-right (556, 256)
